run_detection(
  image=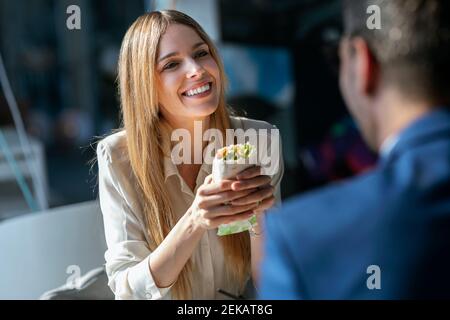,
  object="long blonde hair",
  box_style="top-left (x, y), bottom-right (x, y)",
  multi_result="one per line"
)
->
top-left (117, 10), bottom-right (250, 299)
